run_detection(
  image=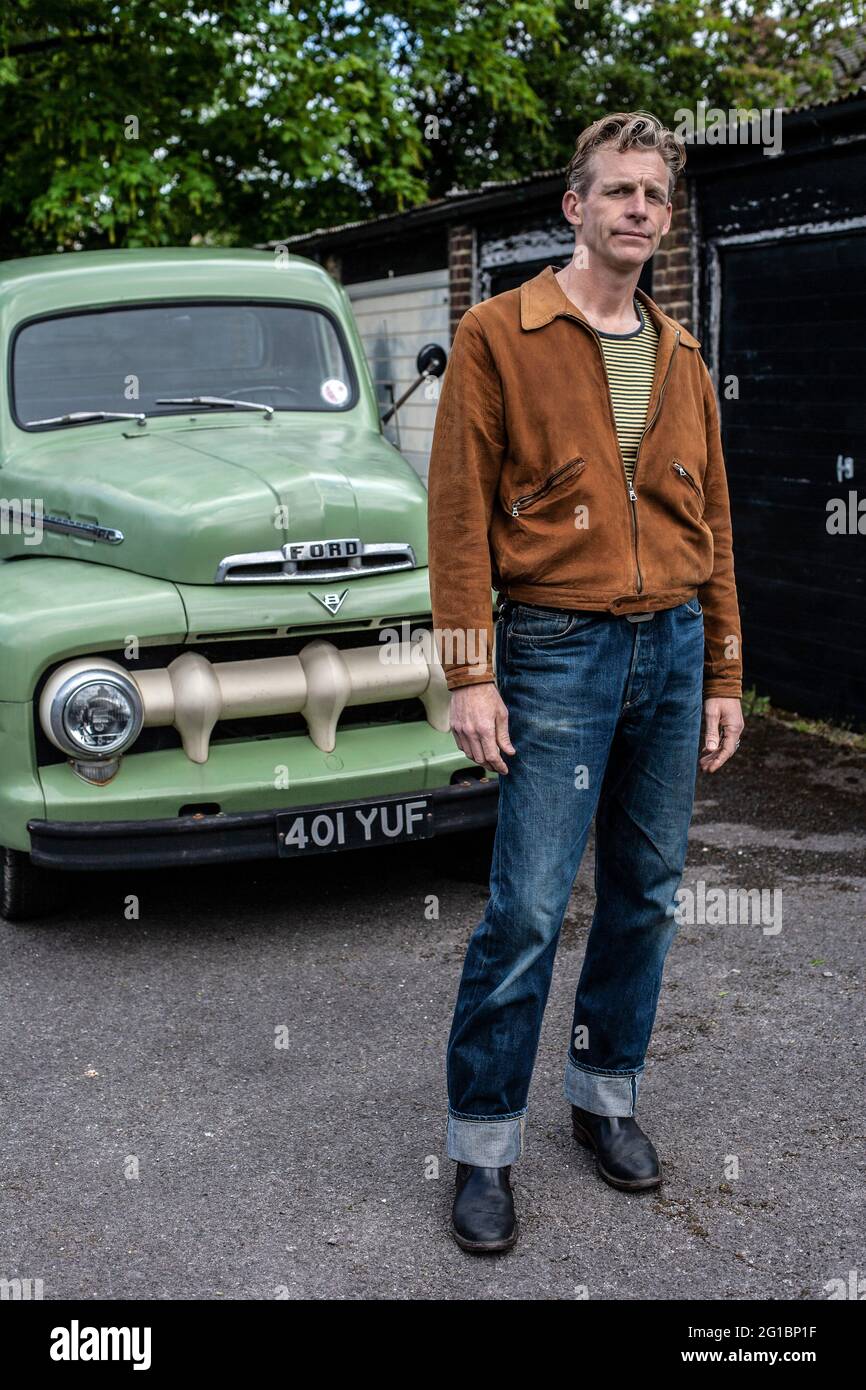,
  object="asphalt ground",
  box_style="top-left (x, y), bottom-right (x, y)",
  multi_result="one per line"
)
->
top-left (1, 713), bottom-right (863, 1301)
